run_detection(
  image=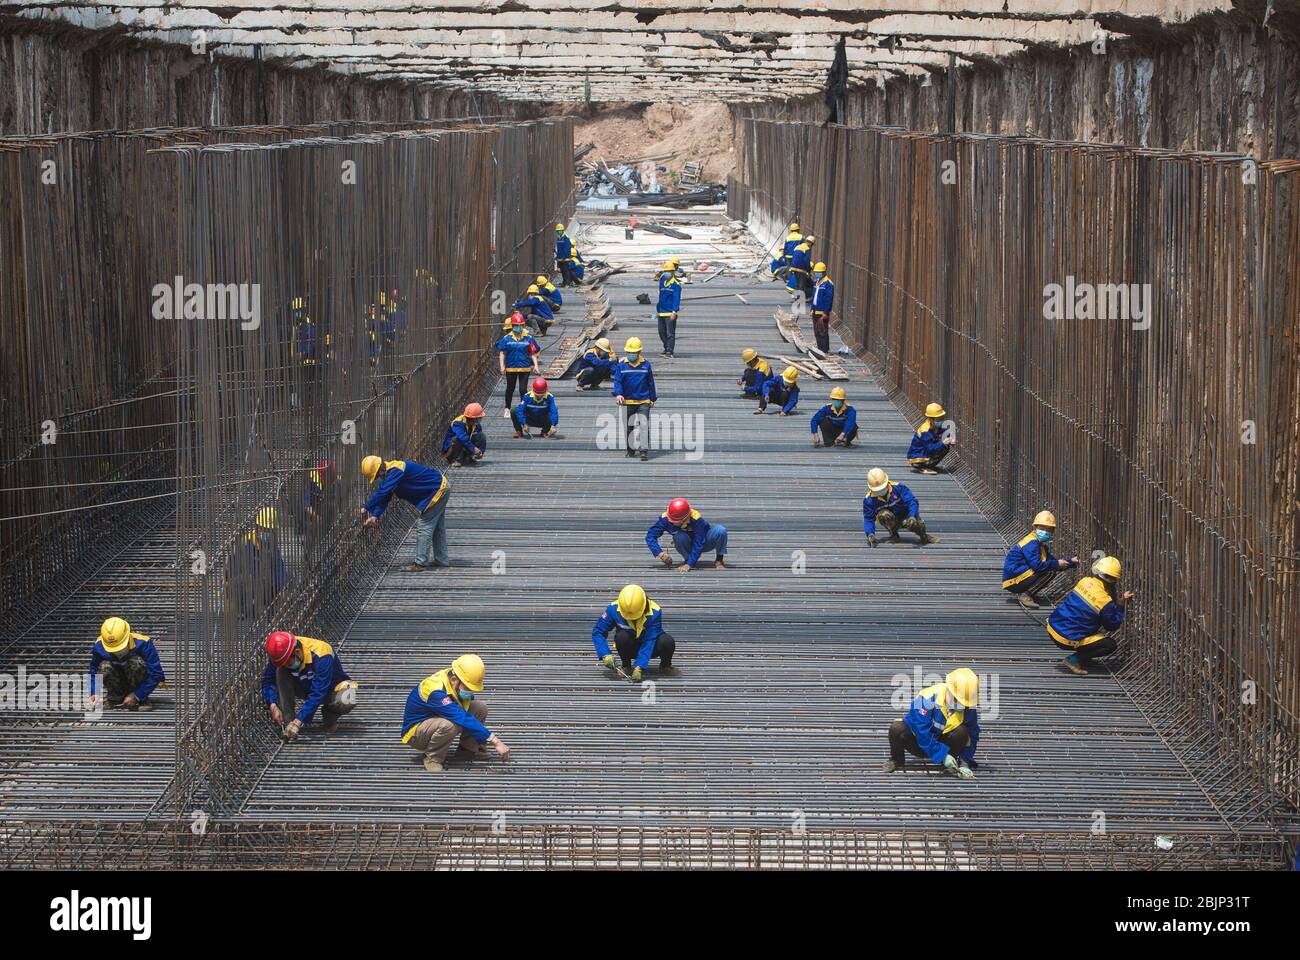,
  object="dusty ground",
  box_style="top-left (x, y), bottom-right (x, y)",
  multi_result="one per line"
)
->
top-left (568, 102), bottom-right (737, 186)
